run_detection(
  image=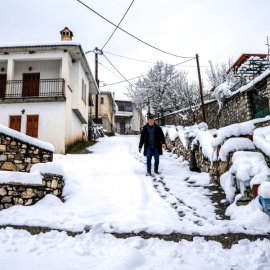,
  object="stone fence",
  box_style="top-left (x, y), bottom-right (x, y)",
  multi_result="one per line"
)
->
top-left (160, 76), bottom-right (270, 129)
top-left (0, 172), bottom-right (64, 210)
top-left (165, 120), bottom-right (270, 182)
top-left (0, 133), bottom-right (53, 172)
